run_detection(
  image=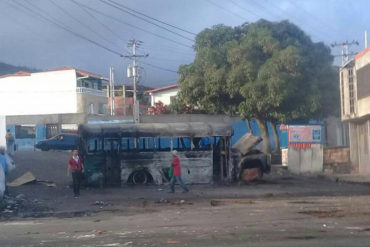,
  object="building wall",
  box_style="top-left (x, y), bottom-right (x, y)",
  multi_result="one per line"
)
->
top-left (0, 70), bottom-right (78, 115)
top-left (355, 54), bottom-right (370, 118)
top-left (150, 88), bottom-right (178, 106)
top-left (77, 93), bottom-right (107, 115)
